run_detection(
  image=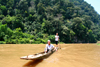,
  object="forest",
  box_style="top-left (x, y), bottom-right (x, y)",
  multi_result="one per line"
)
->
top-left (0, 0), bottom-right (100, 44)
